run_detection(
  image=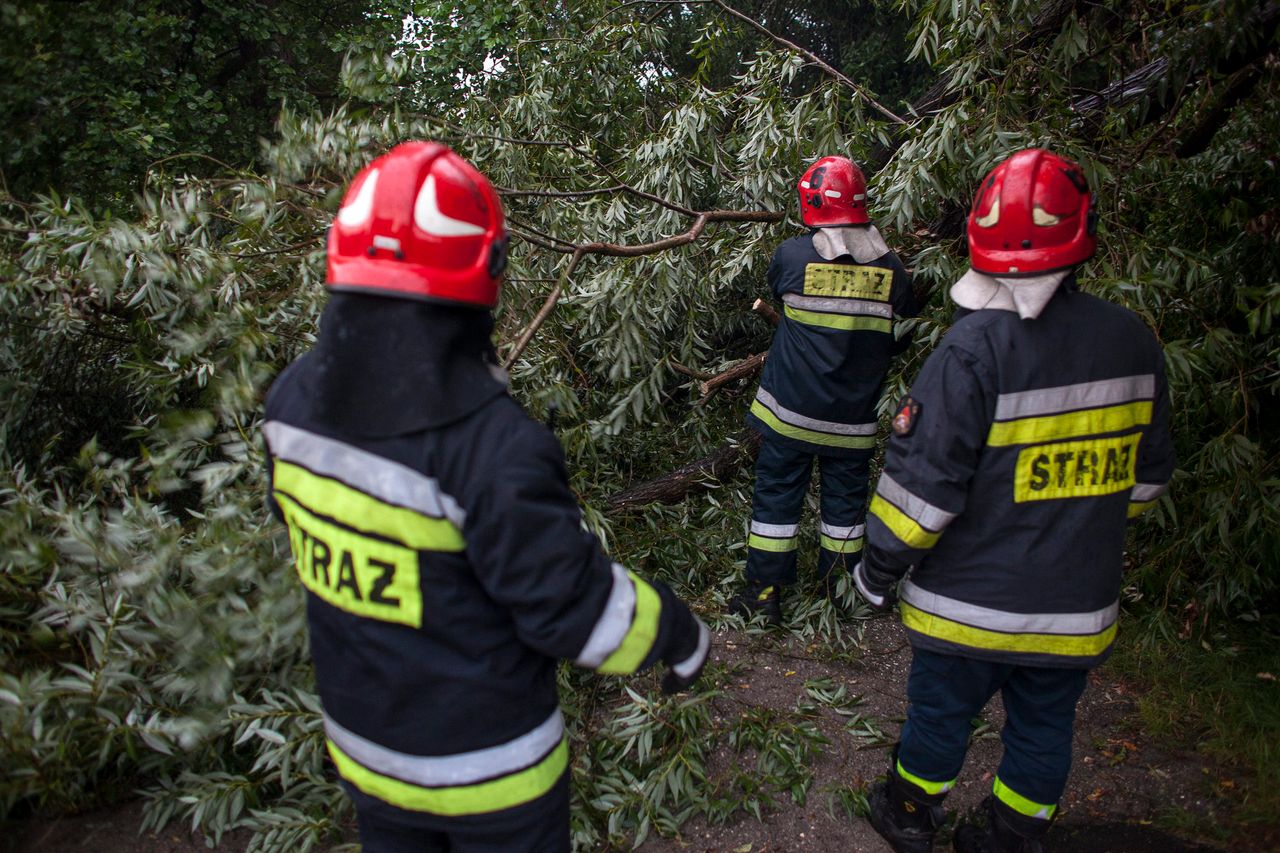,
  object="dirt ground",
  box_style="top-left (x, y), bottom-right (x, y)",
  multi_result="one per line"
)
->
top-left (5, 618), bottom-right (1247, 852)
top-left (638, 619), bottom-right (1231, 853)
